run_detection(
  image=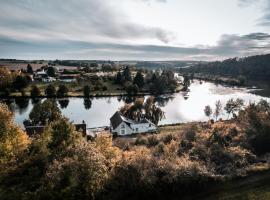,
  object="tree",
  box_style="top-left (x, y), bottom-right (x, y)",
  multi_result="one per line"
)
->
top-left (0, 68), bottom-right (14, 91)
top-left (29, 99), bottom-right (61, 125)
top-left (45, 84), bottom-right (56, 97)
top-left (83, 85), bottom-right (91, 97)
top-left (133, 71), bottom-right (144, 89)
top-left (115, 72), bottom-right (123, 84)
top-left (224, 98), bottom-right (244, 118)
top-left (213, 100), bottom-right (222, 121)
top-left (183, 76), bottom-right (191, 91)
top-left (0, 103), bottom-right (30, 163)
top-left (120, 96), bottom-right (164, 125)
top-left (123, 66), bottom-right (132, 82)
top-left (47, 117), bottom-right (77, 152)
top-left (46, 66), bottom-right (56, 77)
top-left (13, 75), bottom-right (29, 91)
top-left (204, 105), bottom-right (212, 119)
top-left (57, 84), bottom-right (69, 97)
top-left (30, 85), bottom-right (41, 97)
top-left (26, 64), bottom-right (33, 74)
top-left (126, 84), bottom-right (139, 96)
